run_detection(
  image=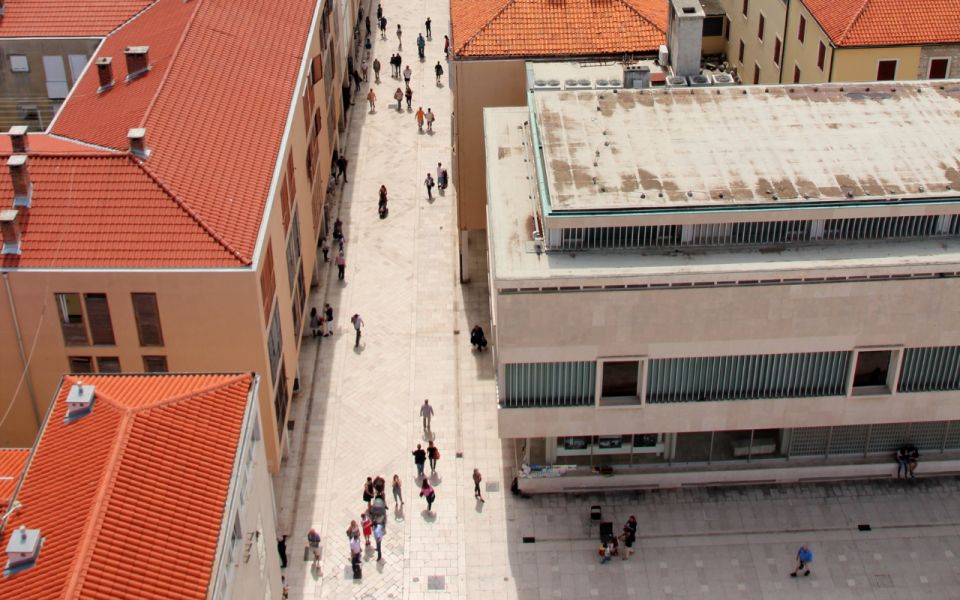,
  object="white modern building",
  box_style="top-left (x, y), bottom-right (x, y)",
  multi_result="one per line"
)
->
top-left (485, 78), bottom-right (960, 491)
